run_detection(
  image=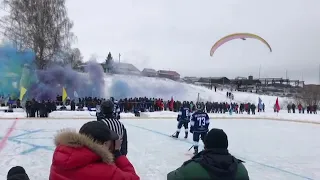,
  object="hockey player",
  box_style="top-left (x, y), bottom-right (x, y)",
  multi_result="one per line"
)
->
top-left (172, 103), bottom-right (191, 139)
top-left (113, 100), bottom-right (121, 120)
top-left (110, 97), bottom-right (121, 120)
top-left (190, 105), bottom-right (210, 155)
top-left (95, 104), bottom-right (102, 121)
